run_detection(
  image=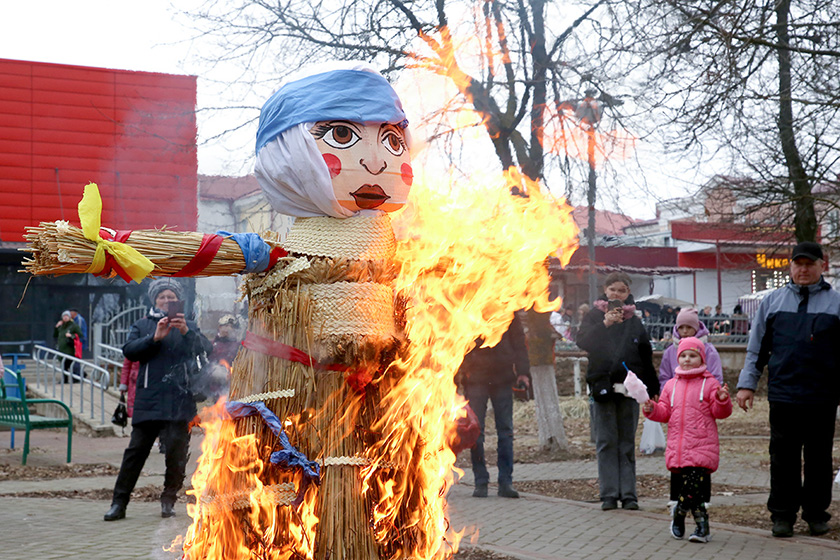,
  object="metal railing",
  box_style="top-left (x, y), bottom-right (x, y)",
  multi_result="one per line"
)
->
top-left (641, 314), bottom-right (751, 349)
top-left (31, 345), bottom-right (111, 425)
top-left (93, 302), bottom-right (145, 373)
top-left (96, 342), bottom-right (126, 387)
